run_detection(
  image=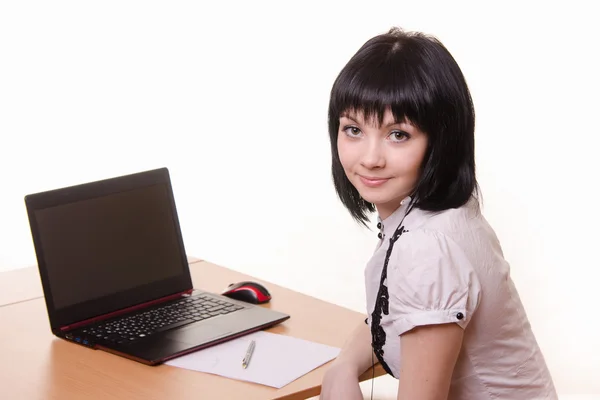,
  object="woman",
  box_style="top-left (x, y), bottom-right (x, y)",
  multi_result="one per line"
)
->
top-left (320, 27), bottom-right (558, 400)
